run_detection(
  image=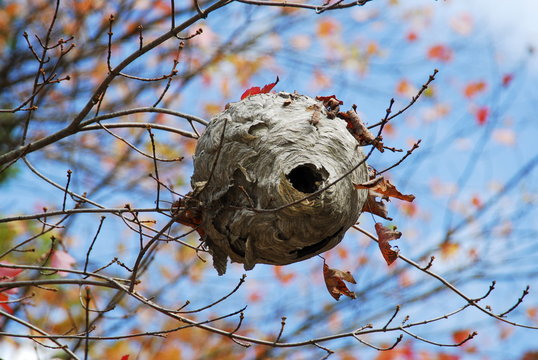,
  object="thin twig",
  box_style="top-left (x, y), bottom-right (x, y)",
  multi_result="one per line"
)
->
top-left (368, 69), bottom-right (439, 129)
top-left (81, 121), bottom-right (197, 140)
top-left (177, 274), bottom-right (246, 314)
top-left (383, 305), bottom-right (400, 330)
top-left (353, 225), bottom-right (538, 330)
top-left (84, 287), bottom-right (91, 360)
top-left (499, 286), bottom-right (530, 317)
top-left (148, 128), bottom-right (161, 209)
top-left (84, 216), bottom-right (106, 276)
top-left (128, 218), bottom-right (176, 292)
top-left (274, 317), bottom-right (287, 344)
top-left (62, 170), bottom-right (72, 211)
top-left (377, 140), bottom-right (421, 176)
